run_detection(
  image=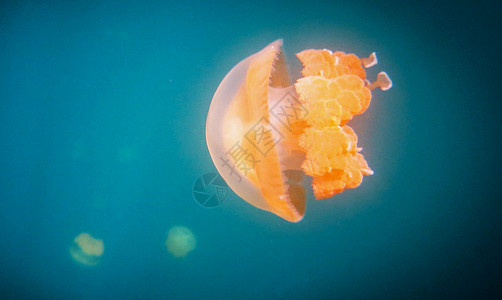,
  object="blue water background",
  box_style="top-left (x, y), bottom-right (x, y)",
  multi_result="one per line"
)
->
top-left (0, 0), bottom-right (500, 299)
